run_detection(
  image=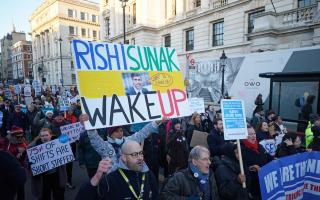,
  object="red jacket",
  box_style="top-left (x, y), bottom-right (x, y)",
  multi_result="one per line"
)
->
top-left (65, 113), bottom-right (77, 124)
